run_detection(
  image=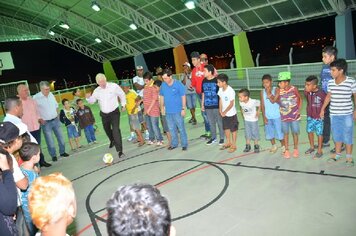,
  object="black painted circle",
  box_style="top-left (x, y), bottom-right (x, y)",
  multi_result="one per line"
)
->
top-left (85, 159), bottom-right (229, 234)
